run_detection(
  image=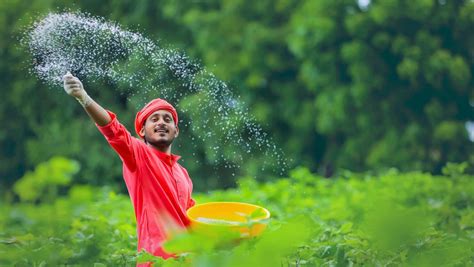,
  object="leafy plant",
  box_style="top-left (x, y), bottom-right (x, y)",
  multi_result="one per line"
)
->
top-left (4, 160), bottom-right (473, 266)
